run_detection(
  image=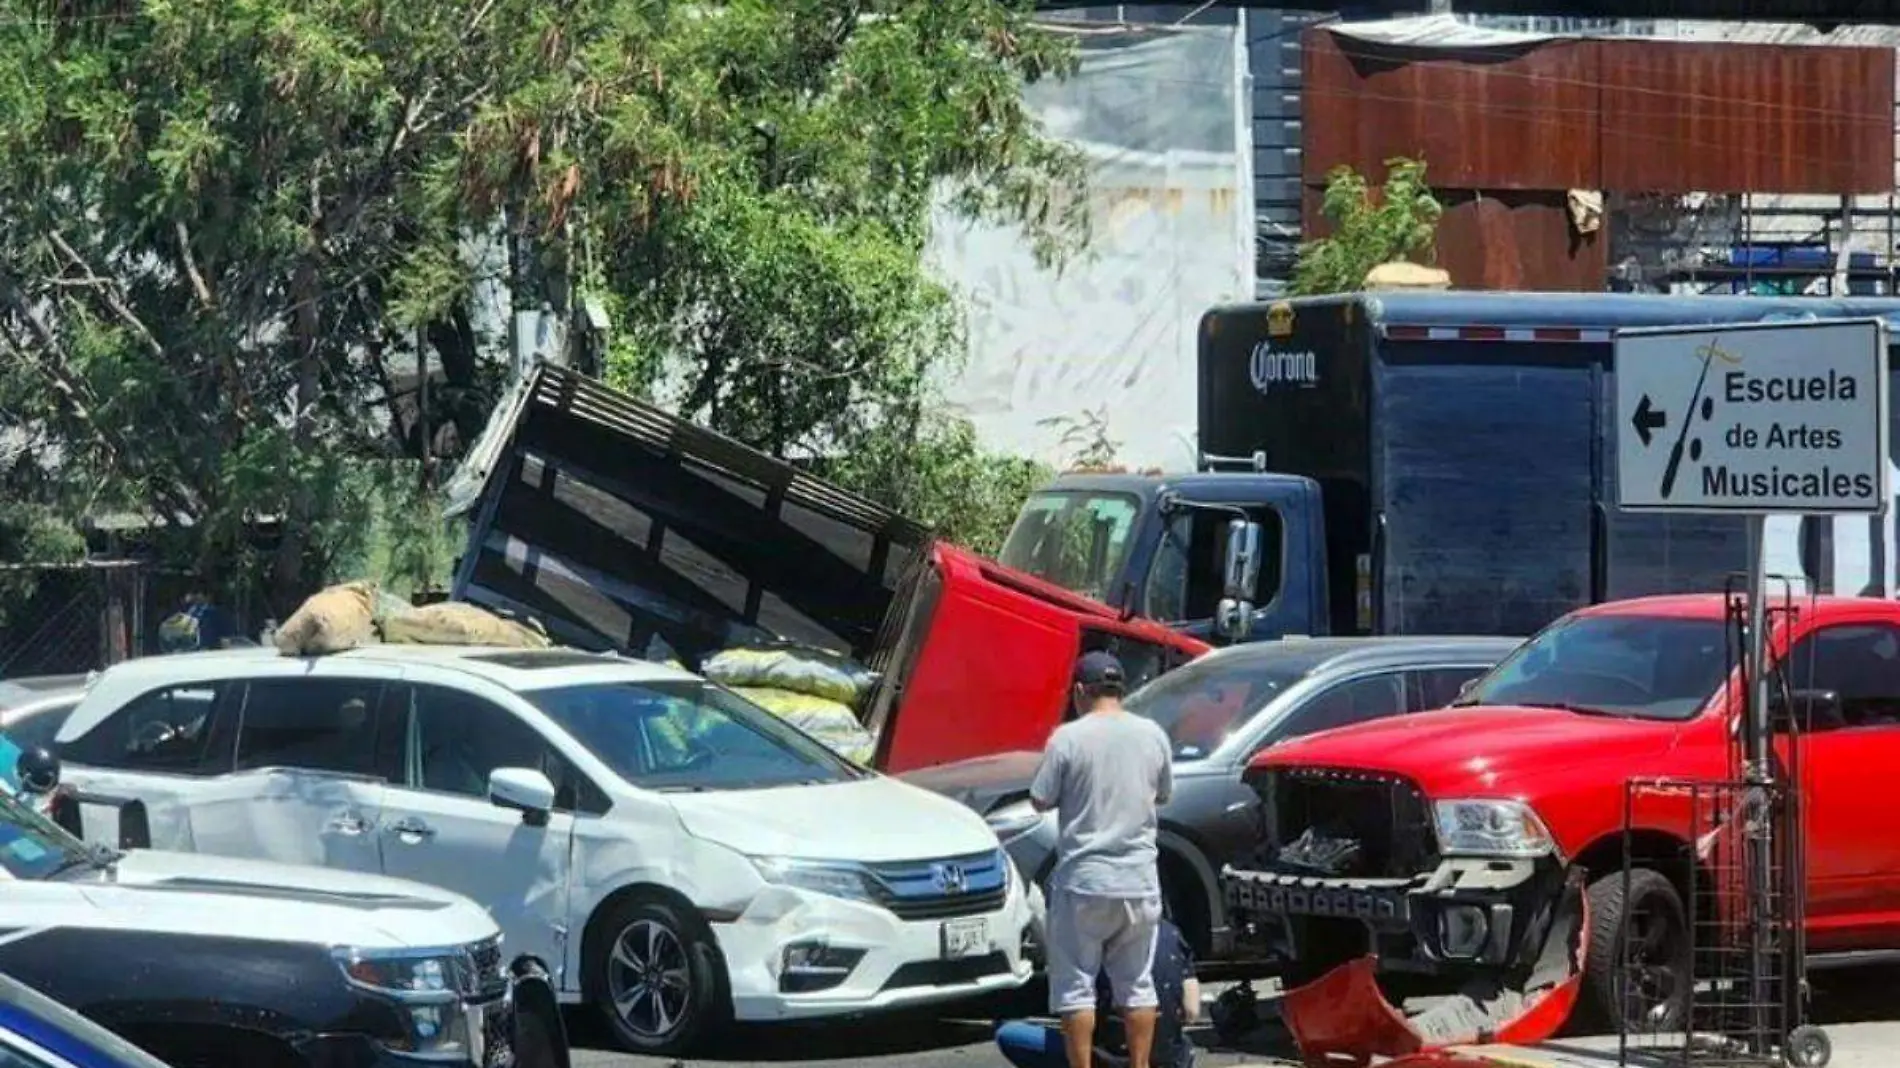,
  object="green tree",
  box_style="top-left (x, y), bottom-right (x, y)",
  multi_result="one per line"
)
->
top-left (0, 0), bottom-right (1084, 610)
top-left (1290, 157), bottom-right (1442, 296)
top-left (821, 416), bottom-right (1050, 557)
top-left (0, 503), bottom-right (85, 630)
